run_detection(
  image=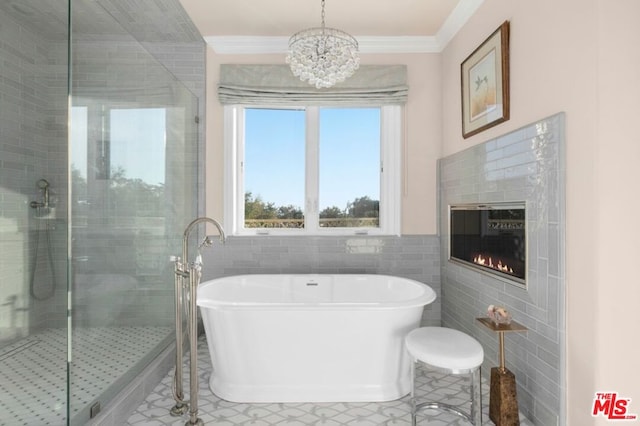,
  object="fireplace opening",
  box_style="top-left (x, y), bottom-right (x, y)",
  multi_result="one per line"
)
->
top-left (449, 203), bottom-right (526, 285)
